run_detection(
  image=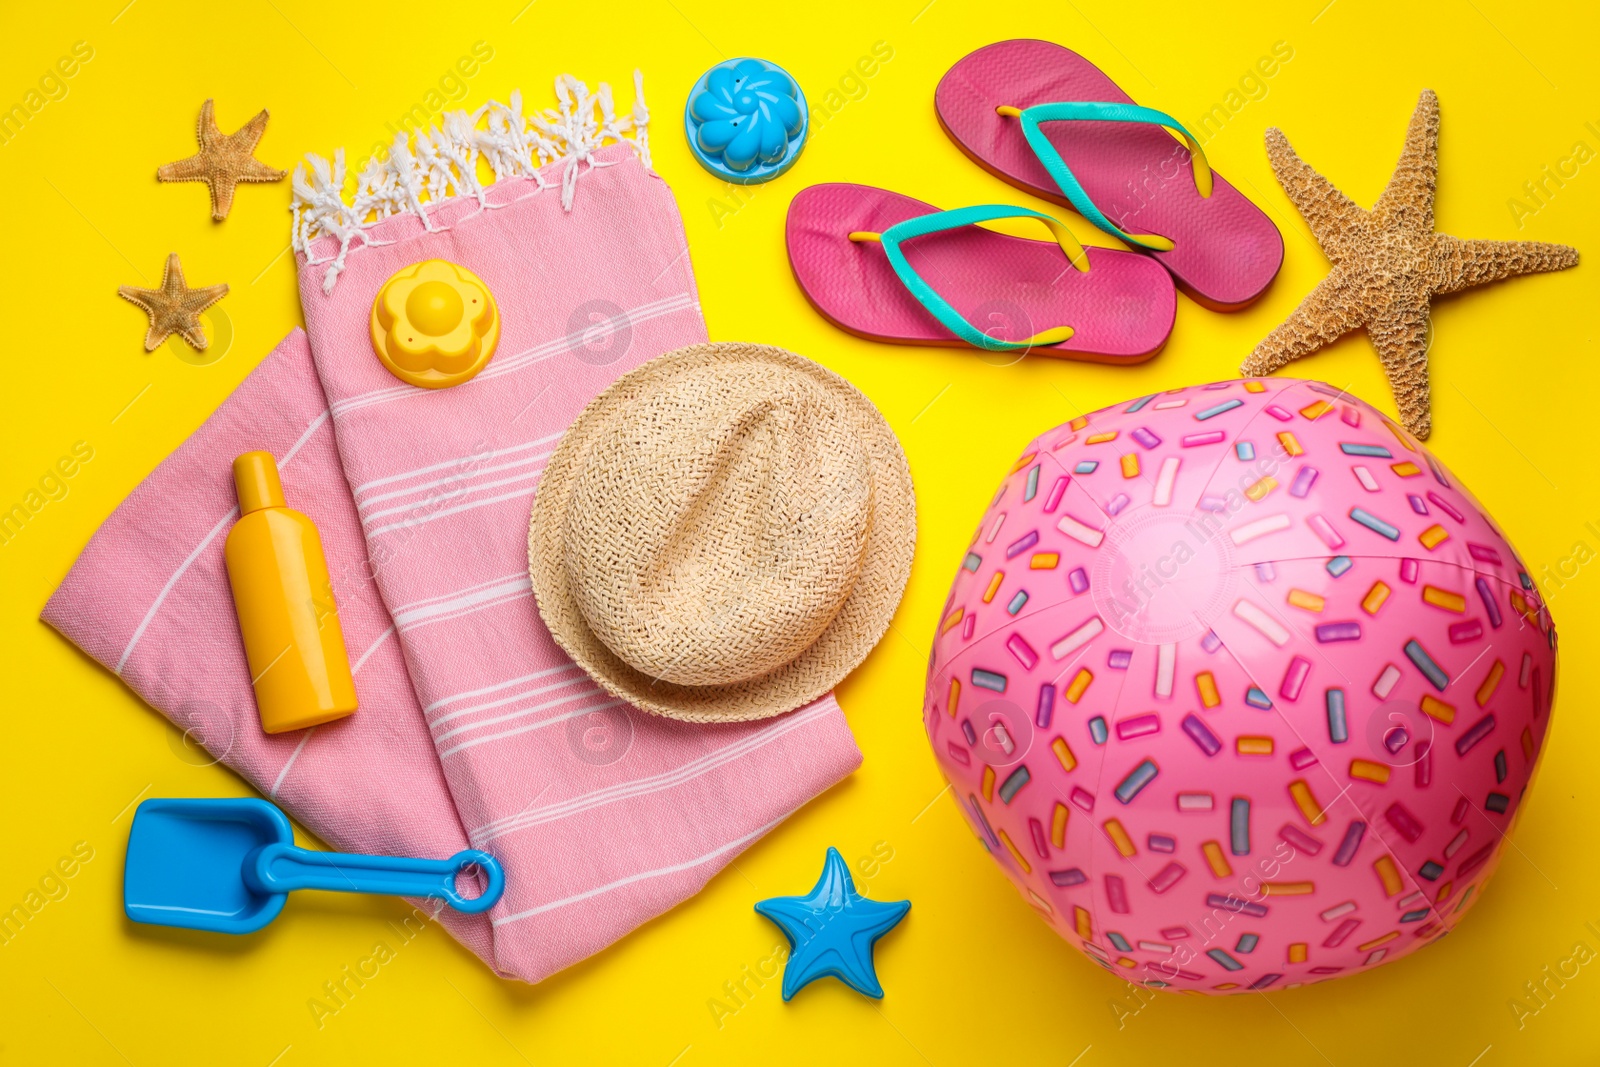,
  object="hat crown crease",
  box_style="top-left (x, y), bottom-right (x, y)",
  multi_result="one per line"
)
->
top-left (564, 364), bottom-right (873, 687)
